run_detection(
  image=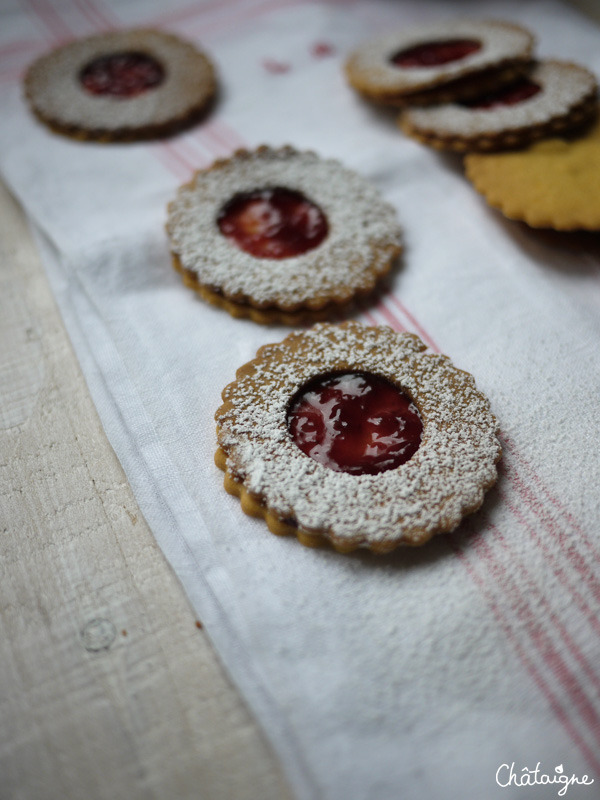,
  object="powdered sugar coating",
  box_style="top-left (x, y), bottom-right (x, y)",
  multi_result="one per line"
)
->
top-left (167, 147), bottom-right (402, 310)
top-left (216, 322), bottom-right (501, 548)
top-left (403, 61), bottom-right (597, 137)
top-left (345, 20), bottom-right (533, 97)
top-left (25, 29), bottom-right (215, 131)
